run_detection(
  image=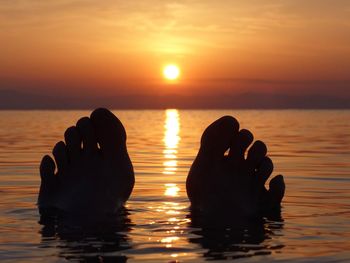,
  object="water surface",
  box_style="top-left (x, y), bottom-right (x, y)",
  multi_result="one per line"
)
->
top-left (0, 110), bottom-right (350, 262)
